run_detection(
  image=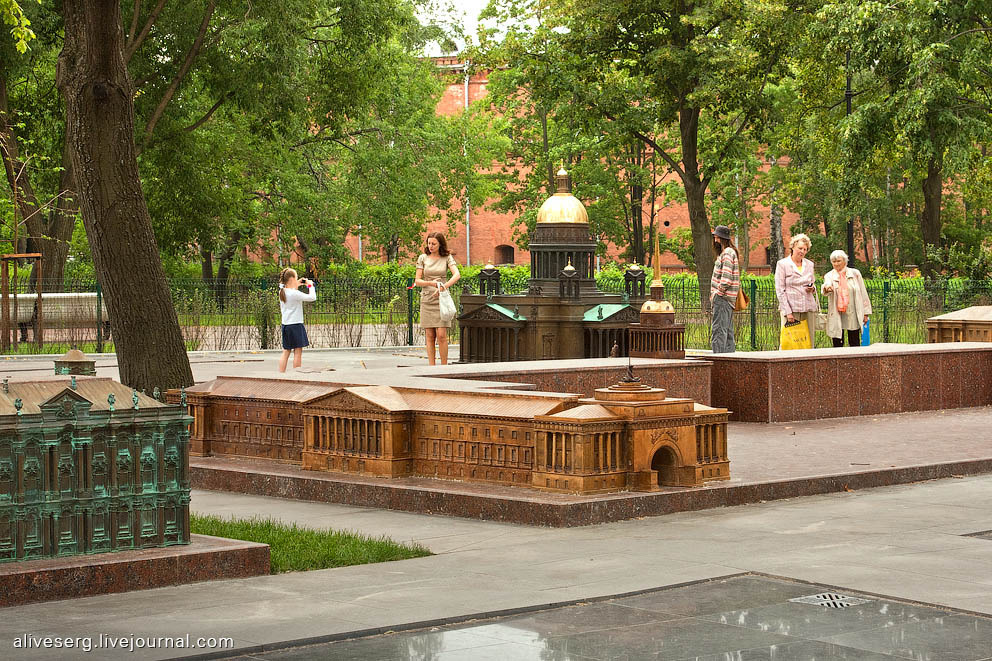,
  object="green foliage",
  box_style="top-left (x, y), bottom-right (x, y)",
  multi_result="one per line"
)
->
top-left (190, 514), bottom-right (431, 573)
top-left (1, 0), bottom-right (35, 52)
